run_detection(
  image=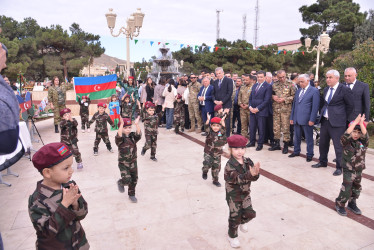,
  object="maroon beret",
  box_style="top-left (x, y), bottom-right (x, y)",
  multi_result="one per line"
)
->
top-left (98, 102), bottom-right (106, 108)
top-left (227, 135), bottom-right (248, 148)
top-left (82, 95), bottom-right (88, 99)
top-left (124, 94), bottom-right (130, 99)
top-left (176, 94), bottom-right (182, 99)
top-left (60, 108), bottom-right (71, 117)
top-left (145, 101), bottom-right (155, 109)
top-left (210, 117), bottom-right (221, 124)
top-left (214, 104), bottom-right (222, 112)
top-left (128, 76), bottom-right (134, 80)
top-left (119, 117), bottom-right (132, 127)
top-left (32, 142), bottom-right (72, 172)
